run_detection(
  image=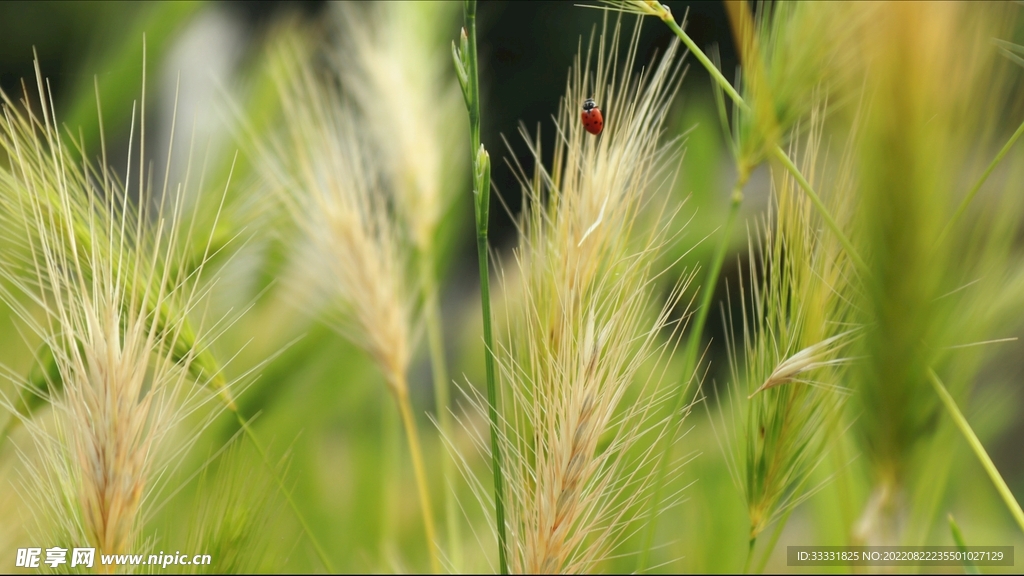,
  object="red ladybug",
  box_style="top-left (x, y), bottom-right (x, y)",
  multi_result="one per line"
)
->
top-left (581, 98), bottom-right (604, 135)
